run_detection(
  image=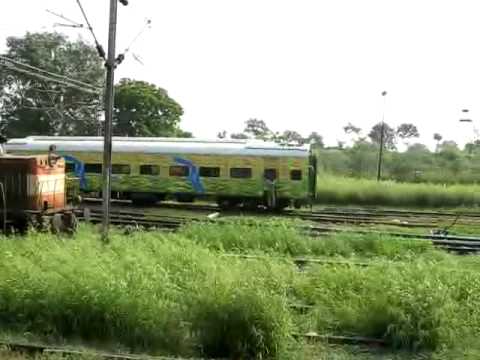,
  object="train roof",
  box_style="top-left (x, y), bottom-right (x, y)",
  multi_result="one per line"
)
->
top-left (6, 136), bottom-right (311, 157)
